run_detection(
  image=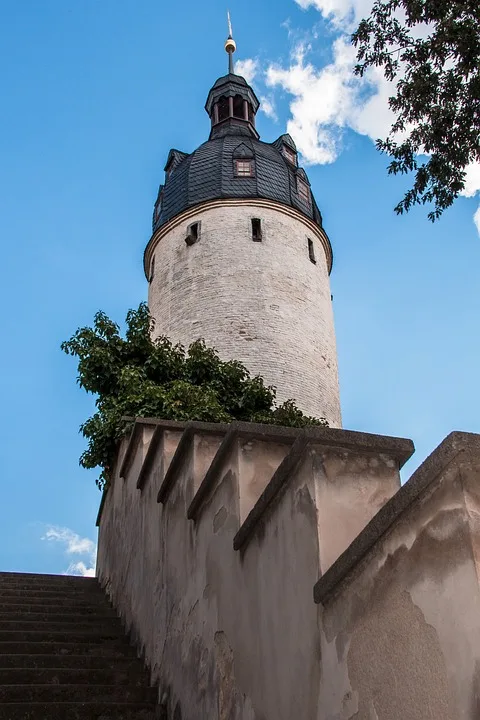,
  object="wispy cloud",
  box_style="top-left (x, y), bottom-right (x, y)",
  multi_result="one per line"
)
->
top-left (474, 206), bottom-right (480, 236)
top-left (42, 526), bottom-right (96, 577)
top-left (259, 95), bottom-right (278, 121)
top-left (240, 0), bottom-right (480, 234)
top-left (234, 58), bottom-right (259, 85)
